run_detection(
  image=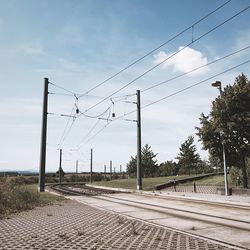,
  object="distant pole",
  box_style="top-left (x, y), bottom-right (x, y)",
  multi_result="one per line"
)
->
top-left (90, 148), bottom-right (93, 184)
top-left (39, 78), bottom-right (49, 192)
top-left (75, 160), bottom-right (78, 182)
top-left (137, 90), bottom-right (142, 190)
top-left (104, 164), bottom-right (106, 179)
top-left (59, 149), bottom-right (62, 185)
top-left (120, 165), bottom-right (122, 172)
top-left (110, 160), bottom-right (112, 180)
